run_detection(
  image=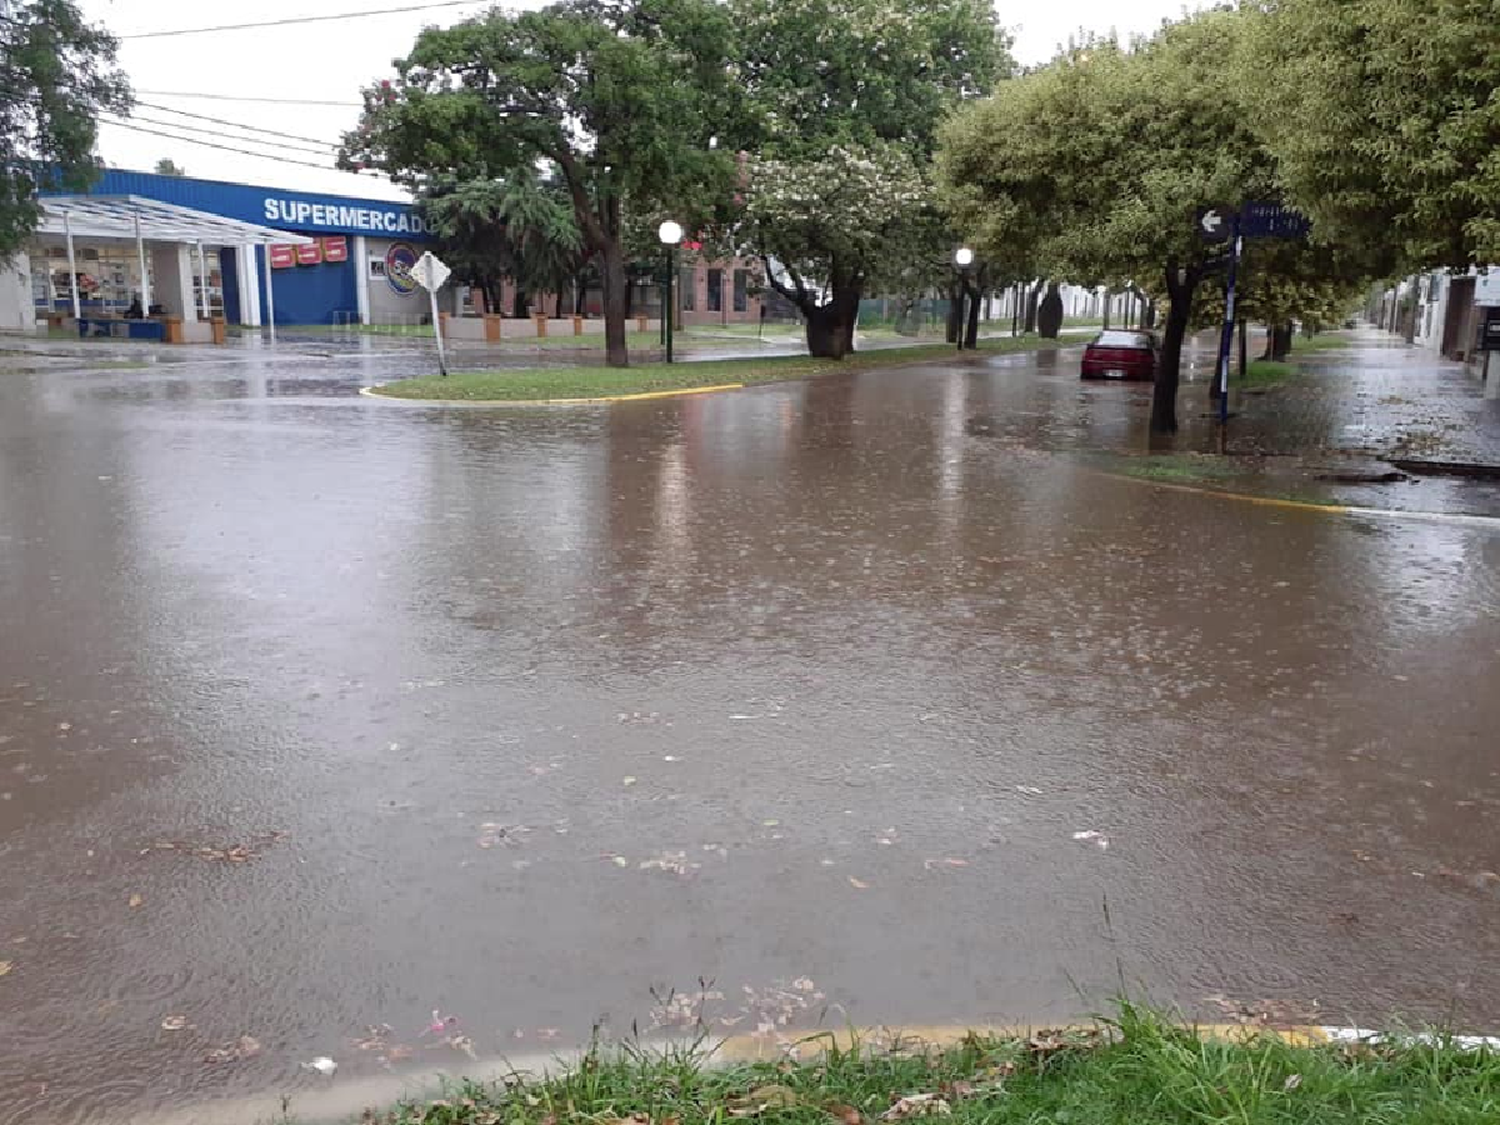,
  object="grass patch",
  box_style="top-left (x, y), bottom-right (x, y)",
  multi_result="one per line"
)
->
top-left (354, 1002), bottom-right (1500, 1125)
top-left (1116, 454), bottom-right (1241, 484)
top-left (1242, 360), bottom-right (1296, 388)
top-left (372, 336), bottom-right (1065, 402)
top-left (1290, 332), bottom-right (1355, 353)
